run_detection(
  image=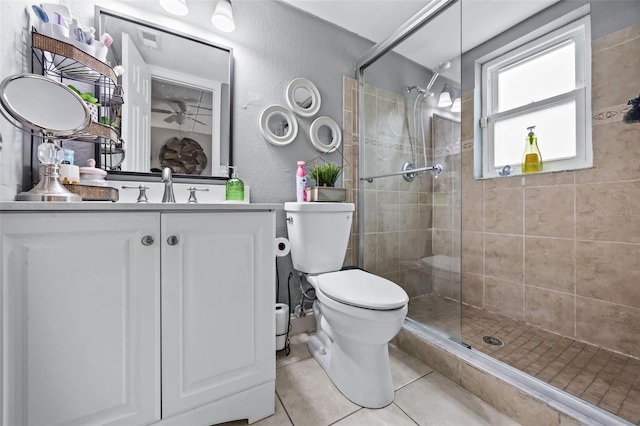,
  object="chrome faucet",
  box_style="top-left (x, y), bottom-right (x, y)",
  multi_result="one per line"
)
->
top-left (161, 167), bottom-right (176, 203)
